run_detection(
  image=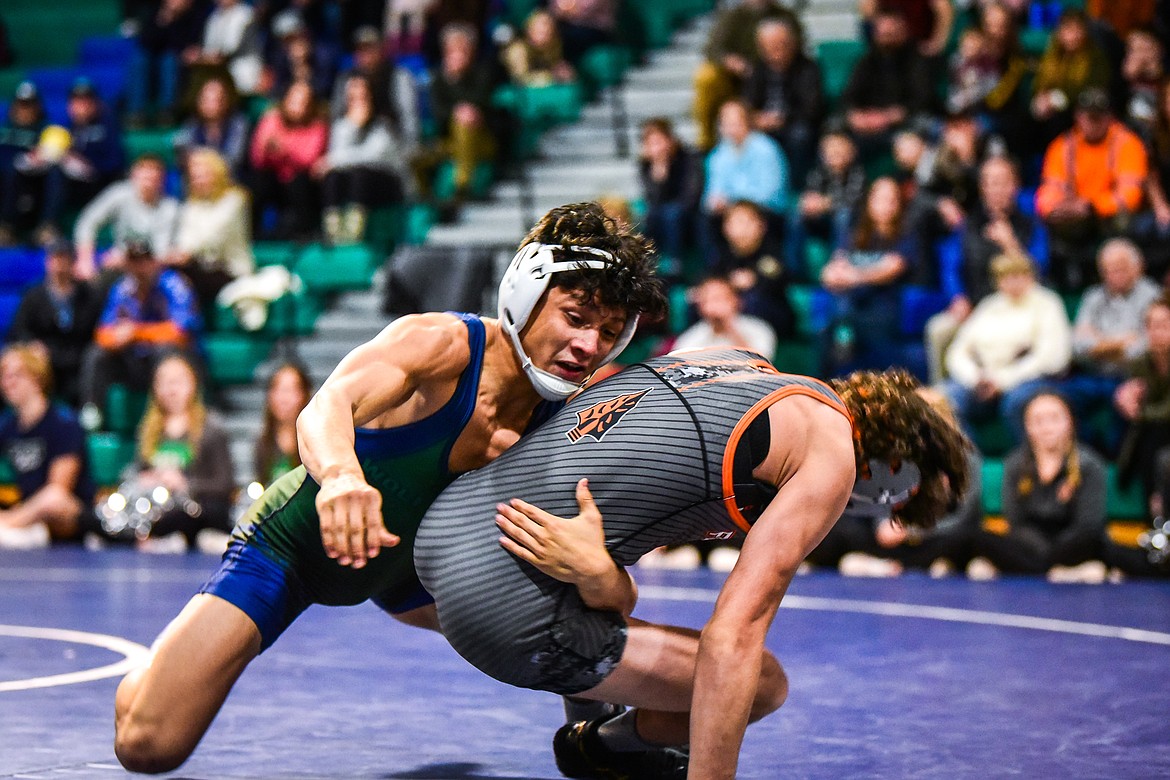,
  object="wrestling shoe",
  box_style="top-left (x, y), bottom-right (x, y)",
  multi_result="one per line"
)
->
top-left (553, 718), bottom-right (688, 780)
